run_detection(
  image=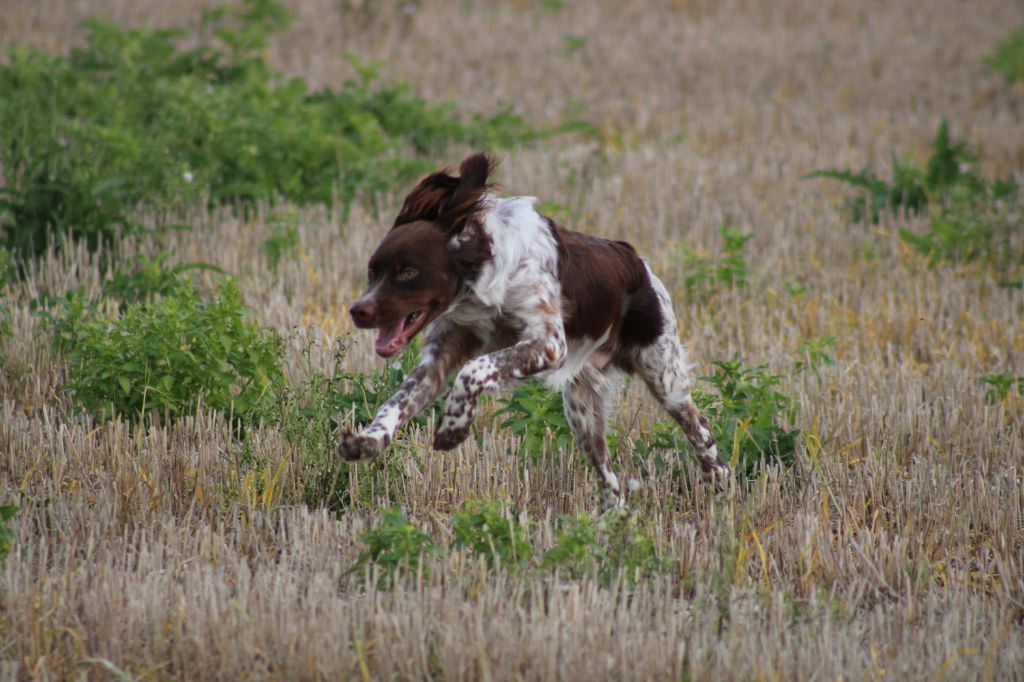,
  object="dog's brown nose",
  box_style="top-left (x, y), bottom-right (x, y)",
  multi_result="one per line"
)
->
top-left (349, 300), bottom-right (376, 328)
